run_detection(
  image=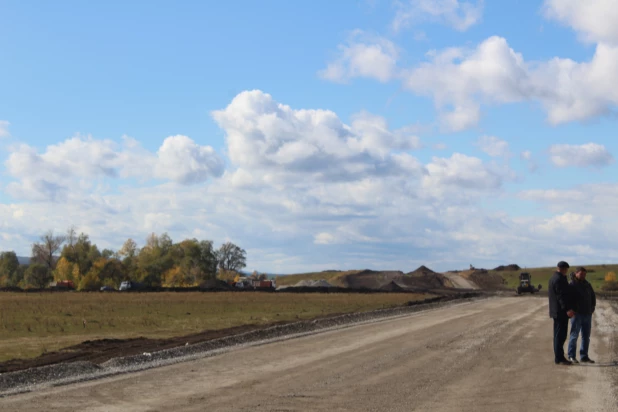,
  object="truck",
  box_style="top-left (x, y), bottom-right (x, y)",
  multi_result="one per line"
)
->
top-left (49, 280), bottom-right (75, 290)
top-left (119, 280), bottom-right (144, 291)
top-left (251, 279), bottom-right (276, 290)
top-left (516, 272), bottom-right (542, 295)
